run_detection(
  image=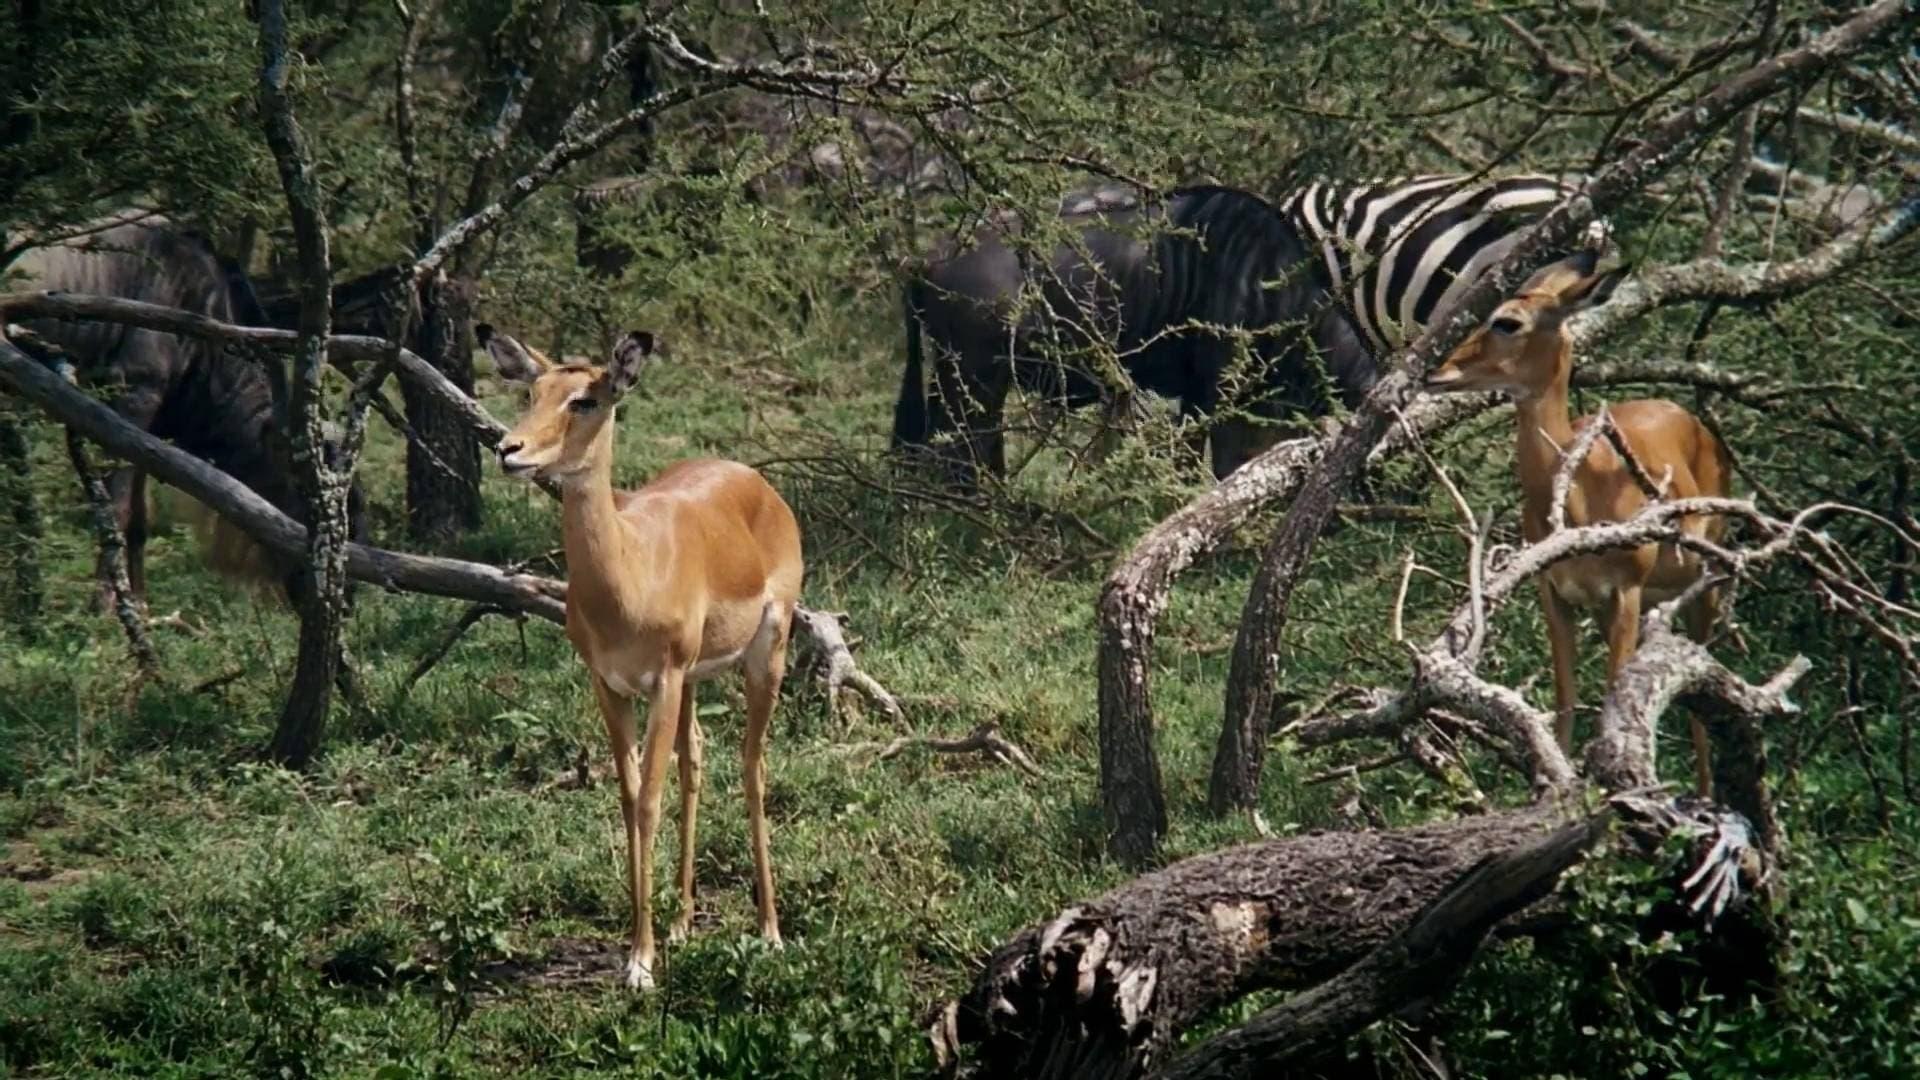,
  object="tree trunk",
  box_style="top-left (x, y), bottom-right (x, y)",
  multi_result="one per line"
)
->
top-left (401, 274), bottom-right (481, 544)
top-left (1210, 429), bottom-right (1371, 815)
top-left (257, 0), bottom-right (350, 770)
top-left (1098, 436), bottom-right (1330, 861)
top-left (0, 406), bottom-right (43, 637)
